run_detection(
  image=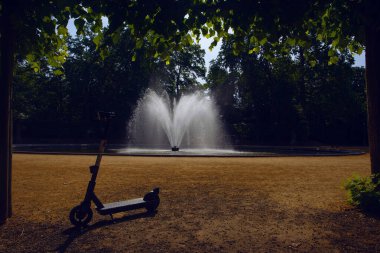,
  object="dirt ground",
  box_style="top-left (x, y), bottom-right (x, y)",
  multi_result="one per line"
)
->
top-left (0, 153), bottom-right (379, 252)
